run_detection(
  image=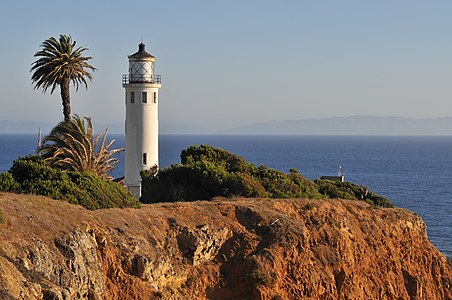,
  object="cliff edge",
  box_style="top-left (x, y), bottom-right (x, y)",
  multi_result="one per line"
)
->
top-left (0, 193), bottom-right (450, 299)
